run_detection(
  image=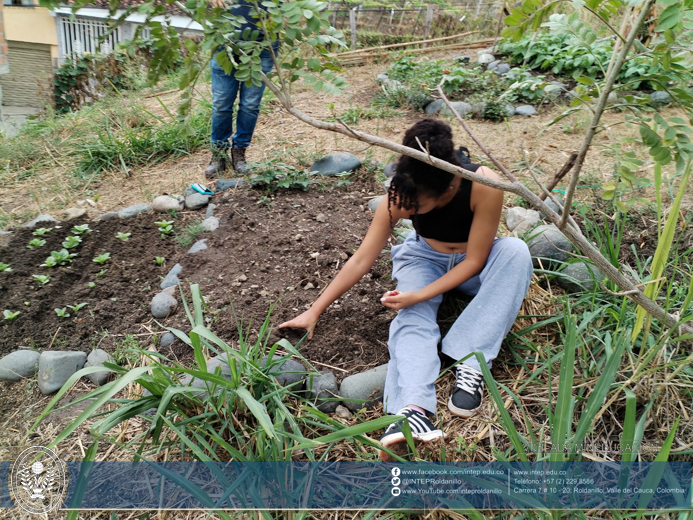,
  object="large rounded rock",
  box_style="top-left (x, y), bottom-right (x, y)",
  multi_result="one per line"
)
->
top-left (441, 101), bottom-right (472, 117)
top-left (0, 231), bottom-right (12, 247)
top-left (21, 214), bottom-right (59, 229)
top-left (544, 195), bottom-right (565, 217)
top-left (424, 99), bottom-right (444, 114)
top-left (526, 224), bottom-right (574, 268)
top-left (118, 203), bottom-right (152, 219)
top-left (340, 363), bottom-right (388, 411)
top-left (215, 178), bottom-right (245, 191)
top-left (307, 371), bottom-right (340, 412)
top-left (495, 63), bottom-right (511, 75)
top-left (151, 293), bottom-right (178, 319)
top-left (515, 105), bottom-right (537, 116)
top-left (310, 152), bottom-right (361, 176)
top-left (188, 239), bottom-right (208, 254)
top-left (506, 207), bottom-right (540, 234)
top-left (649, 91), bottom-right (671, 105)
top-left (261, 355), bottom-right (307, 391)
top-left (0, 350), bottom-right (40, 381)
top-left (160, 332), bottom-right (176, 348)
top-left (558, 261), bottom-right (604, 292)
top-left (185, 193), bottom-right (211, 210)
top-left (368, 195), bottom-right (384, 212)
top-left (477, 53), bottom-right (495, 64)
top-left (201, 217), bottom-right (220, 232)
top-left (38, 351), bottom-right (87, 394)
top-left (161, 263), bottom-right (183, 289)
top-left (384, 161), bottom-right (397, 178)
top-left (84, 349), bottom-right (114, 386)
top-left (487, 59), bottom-right (500, 71)
top-left (153, 195), bottom-right (184, 212)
